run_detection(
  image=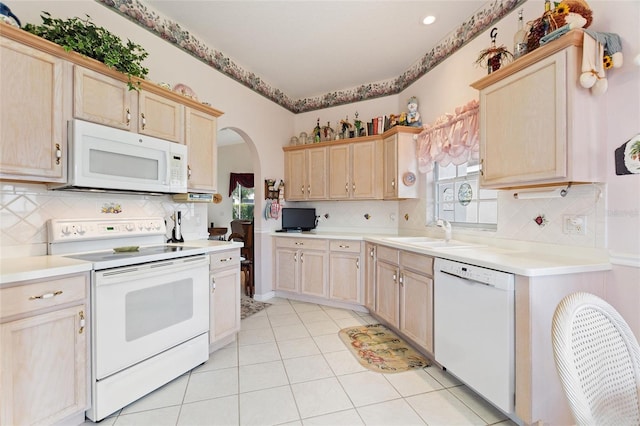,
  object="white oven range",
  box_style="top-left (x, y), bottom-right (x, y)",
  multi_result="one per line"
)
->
top-left (48, 217), bottom-right (210, 422)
